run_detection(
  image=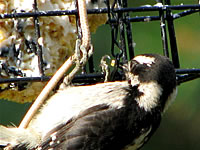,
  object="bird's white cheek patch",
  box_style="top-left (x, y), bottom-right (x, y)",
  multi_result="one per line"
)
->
top-left (127, 73), bottom-right (140, 86)
top-left (134, 55), bottom-right (155, 67)
top-left (135, 81), bottom-right (162, 112)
